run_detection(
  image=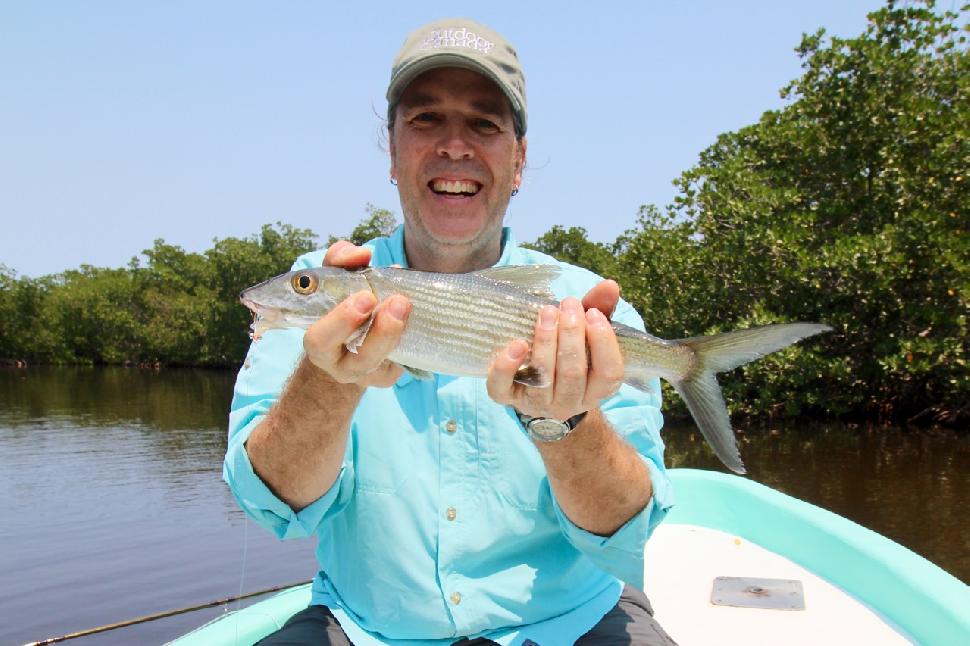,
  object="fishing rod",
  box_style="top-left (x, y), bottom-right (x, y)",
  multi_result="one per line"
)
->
top-left (23, 579), bottom-right (312, 645)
